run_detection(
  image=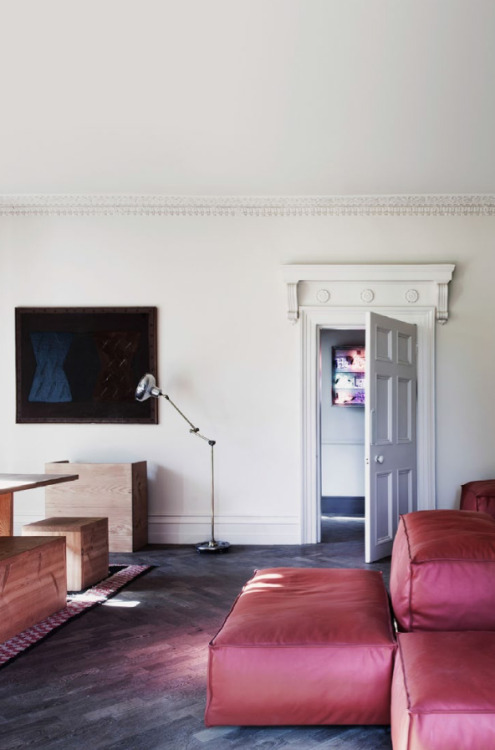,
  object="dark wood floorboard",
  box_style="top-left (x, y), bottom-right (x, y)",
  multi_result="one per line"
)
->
top-left (0, 517), bottom-right (392, 749)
